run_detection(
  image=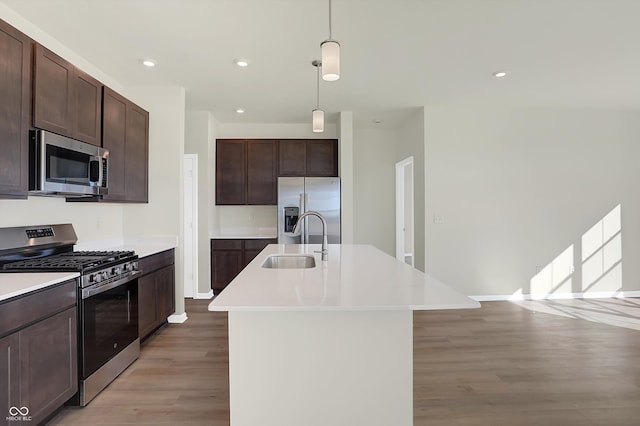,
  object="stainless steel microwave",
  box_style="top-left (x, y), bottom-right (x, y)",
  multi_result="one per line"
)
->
top-left (29, 129), bottom-right (109, 197)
